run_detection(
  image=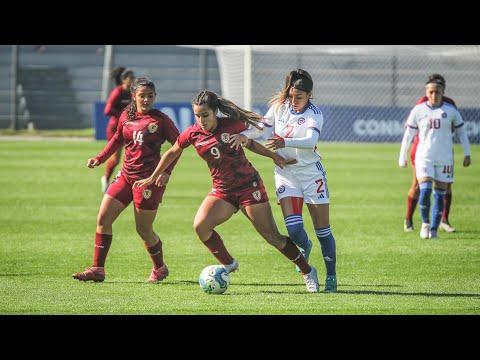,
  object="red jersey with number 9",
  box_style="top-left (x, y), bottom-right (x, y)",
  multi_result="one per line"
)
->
top-left (176, 117), bottom-right (260, 192)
